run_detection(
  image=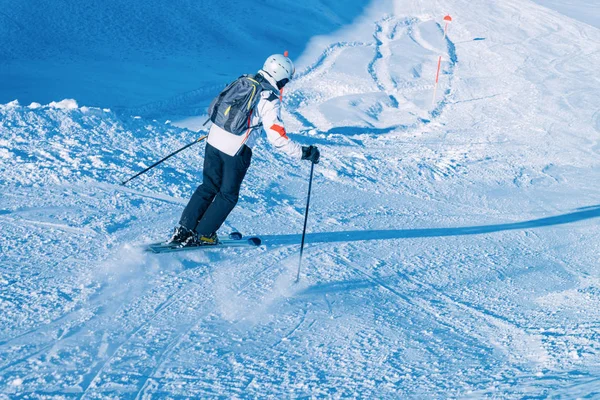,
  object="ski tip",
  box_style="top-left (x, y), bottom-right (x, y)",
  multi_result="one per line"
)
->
top-left (147, 246), bottom-right (162, 254)
top-left (229, 231), bottom-right (243, 240)
top-left (247, 237), bottom-right (261, 246)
